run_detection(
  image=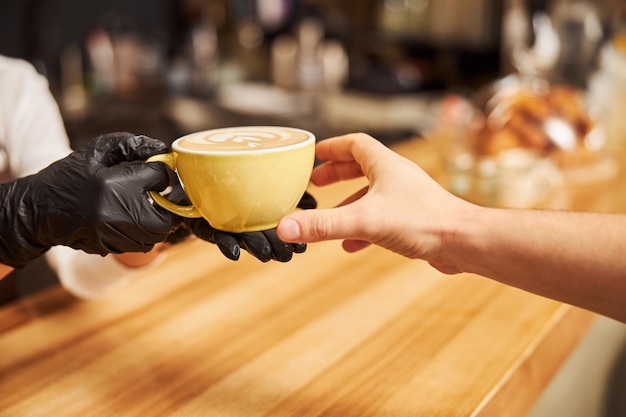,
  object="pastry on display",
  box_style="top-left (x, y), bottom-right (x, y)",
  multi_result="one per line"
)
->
top-left (476, 77), bottom-right (607, 173)
top-left (432, 75), bottom-right (617, 208)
